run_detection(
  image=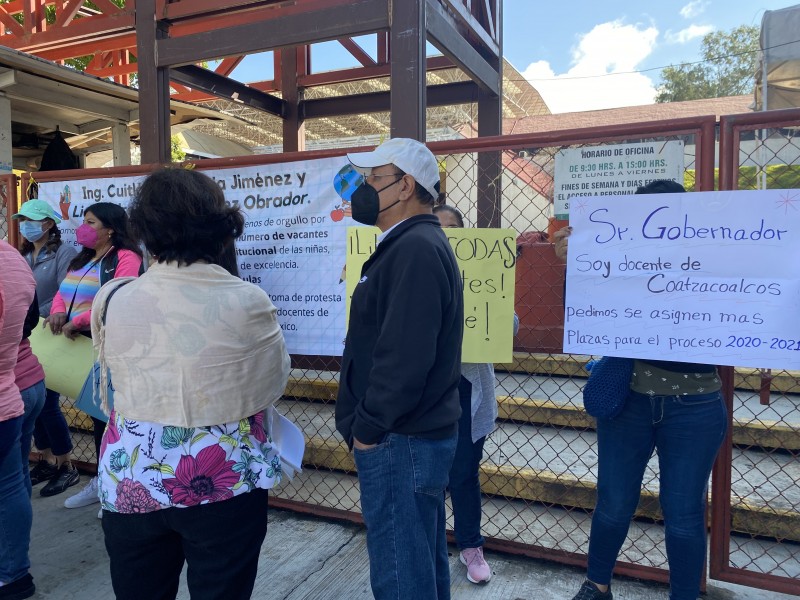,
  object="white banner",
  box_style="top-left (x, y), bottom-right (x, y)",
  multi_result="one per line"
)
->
top-left (38, 156), bottom-right (352, 356)
top-left (563, 189), bottom-right (800, 369)
top-left (553, 140), bottom-right (684, 220)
